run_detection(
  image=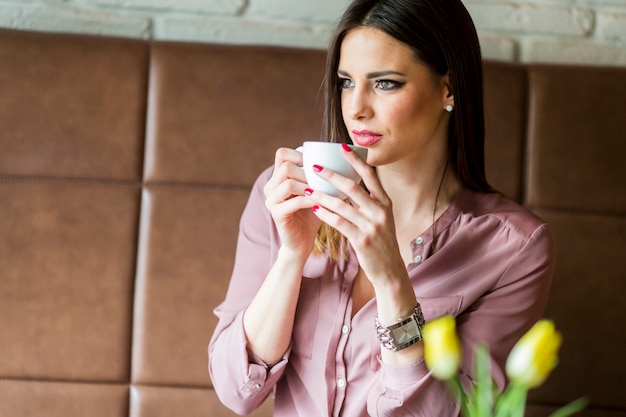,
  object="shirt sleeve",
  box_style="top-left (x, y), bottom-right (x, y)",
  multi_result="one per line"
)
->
top-left (208, 167), bottom-right (288, 416)
top-left (367, 221), bottom-right (556, 416)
